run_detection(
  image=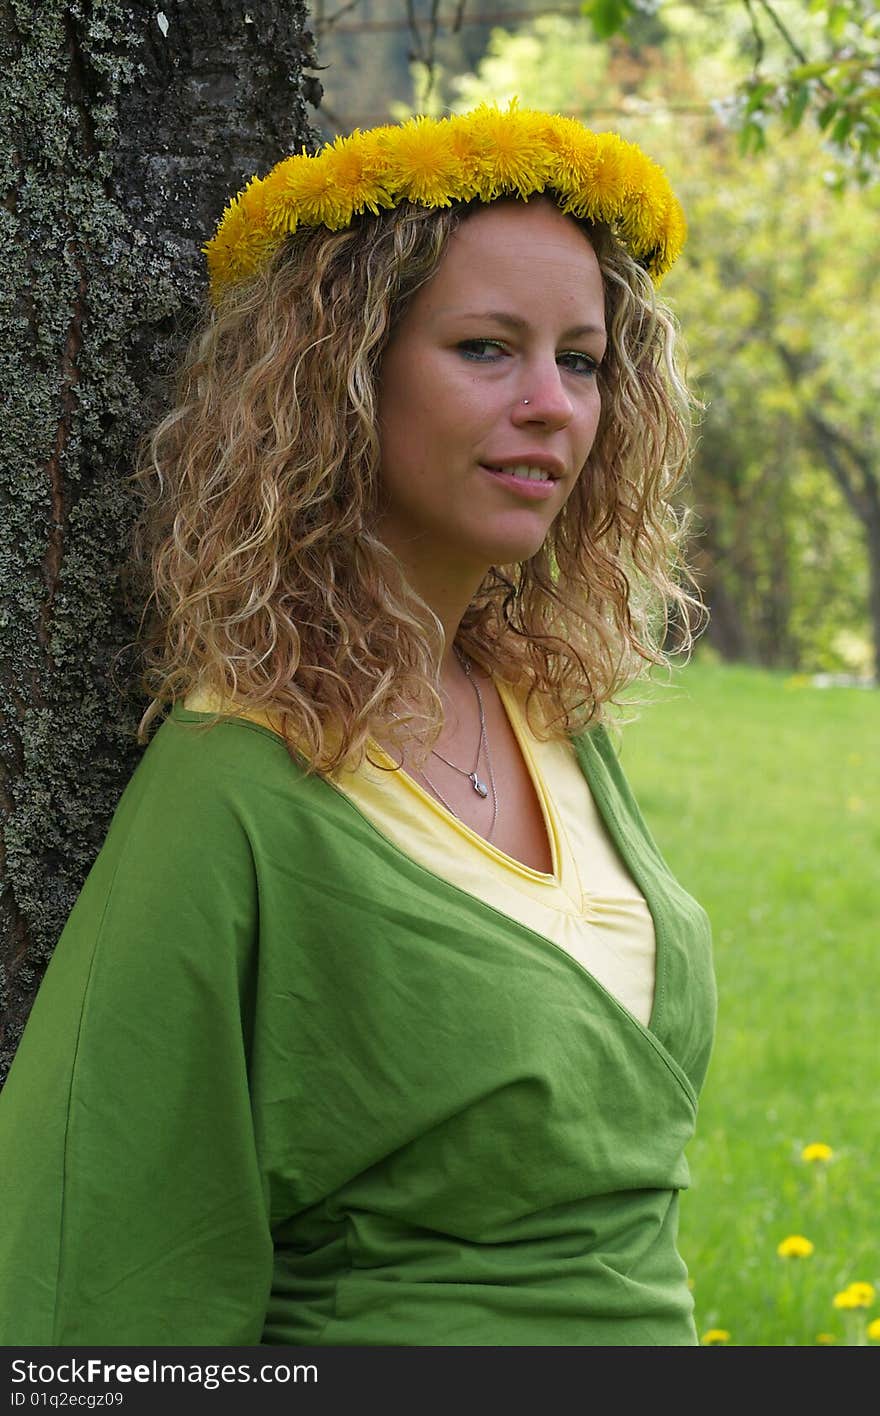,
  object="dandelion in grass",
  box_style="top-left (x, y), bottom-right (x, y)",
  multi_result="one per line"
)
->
top-left (701, 1328), bottom-right (730, 1345)
top-left (867, 1318), bottom-right (880, 1342)
top-left (777, 1234), bottom-right (814, 1258)
top-left (834, 1282), bottom-right (875, 1307)
top-left (816, 1332), bottom-right (837, 1344)
top-left (800, 1141), bottom-right (833, 1196)
top-left (833, 1282), bottom-right (876, 1346)
top-left (801, 1142), bottom-right (833, 1163)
